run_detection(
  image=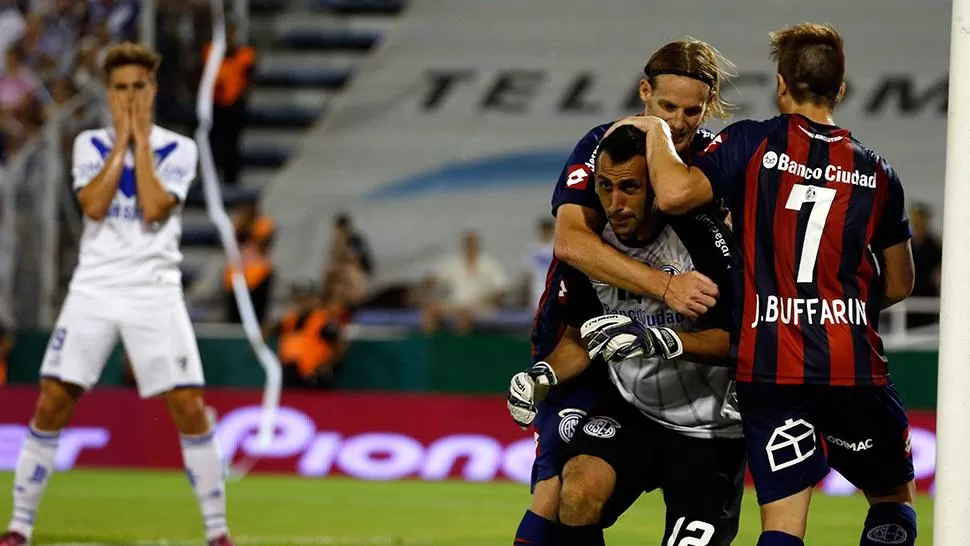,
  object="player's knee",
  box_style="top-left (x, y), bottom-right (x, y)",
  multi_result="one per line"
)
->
top-left (559, 456), bottom-right (614, 526)
top-left (163, 388), bottom-right (209, 434)
top-left (530, 478), bottom-right (561, 520)
top-left (34, 379), bottom-right (82, 430)
top-left (864, 480), bottom-right (915, 506)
